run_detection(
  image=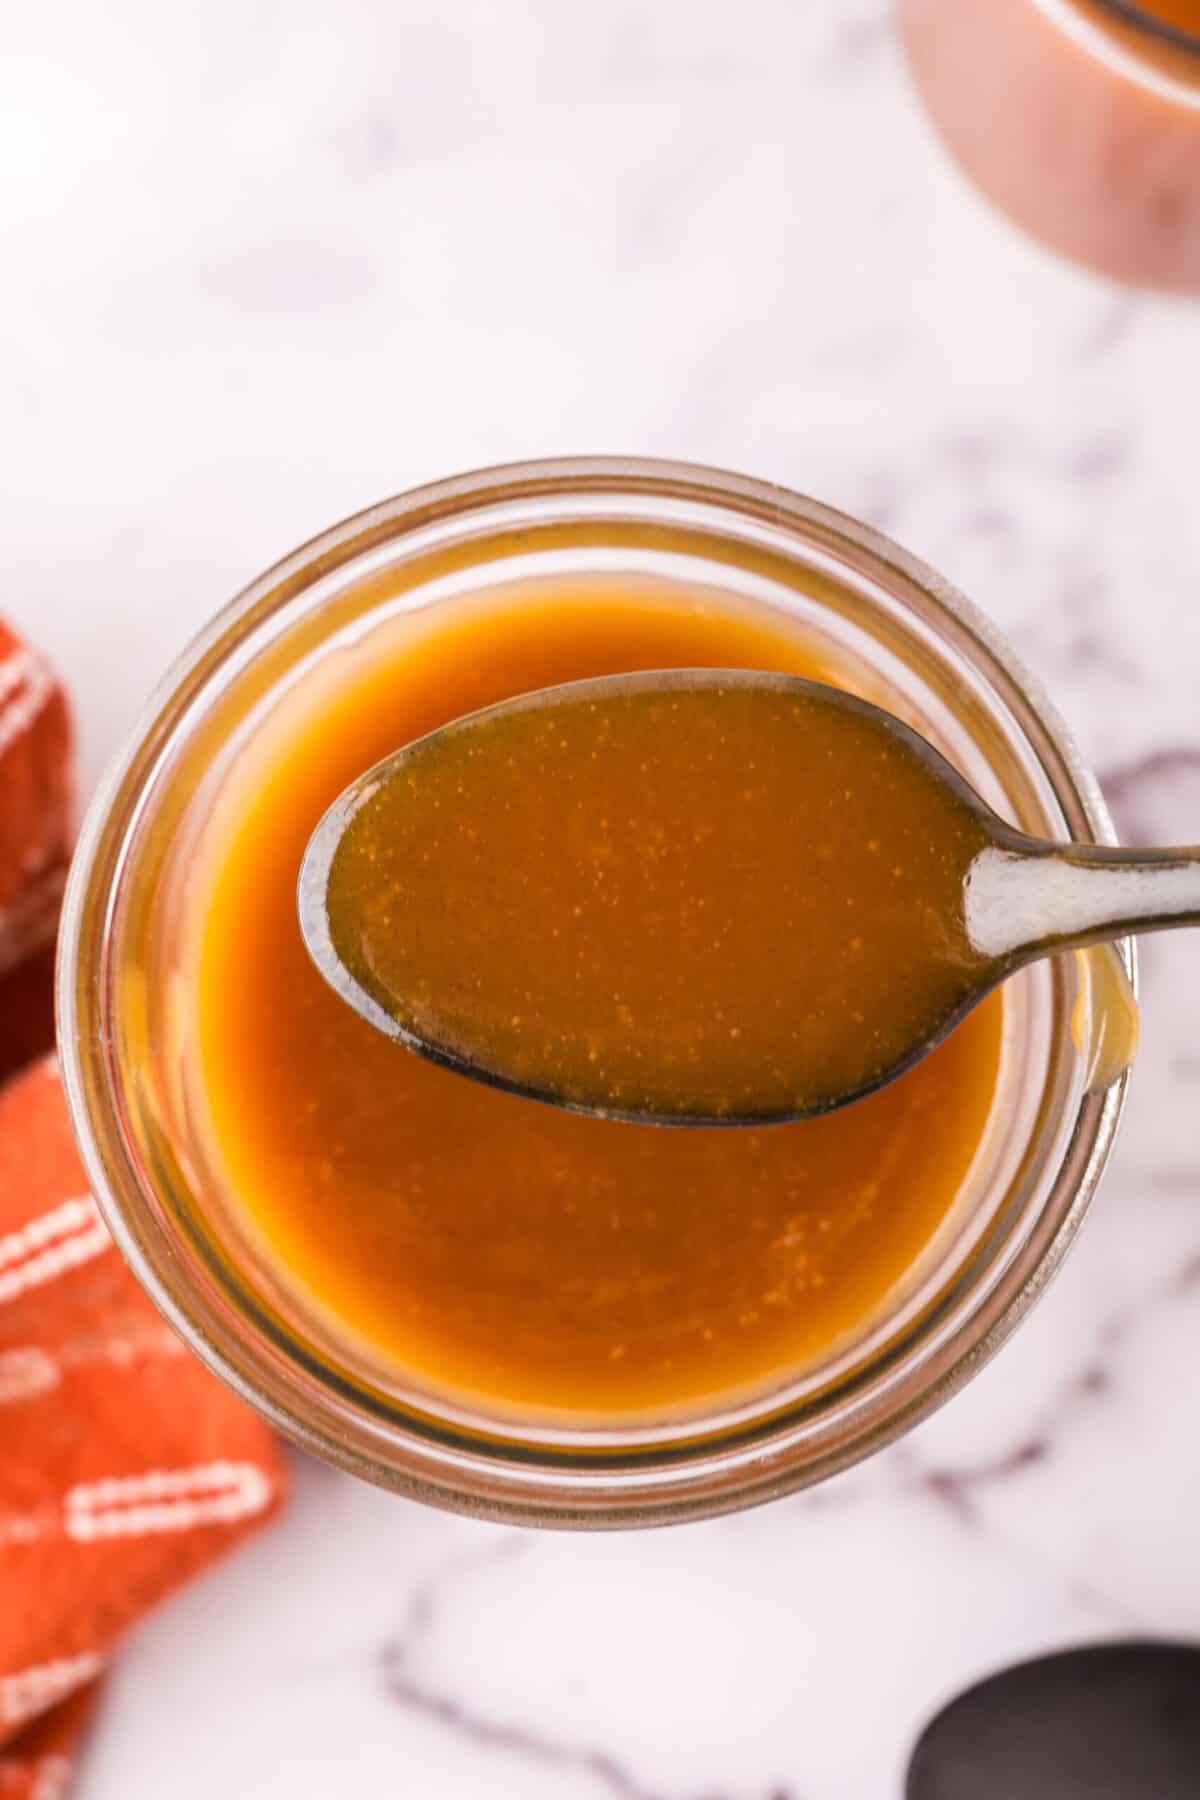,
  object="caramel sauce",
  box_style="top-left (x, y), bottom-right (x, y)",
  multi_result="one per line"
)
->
top-left (193, 580), bottom-right (1004, 1417)
top-left (1075, 941), bottom-right (1140, 1093)
top-left (323, 678), bottom-right (991, 1120)
top-left (1135, 1), bottom-right (1200, 33)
